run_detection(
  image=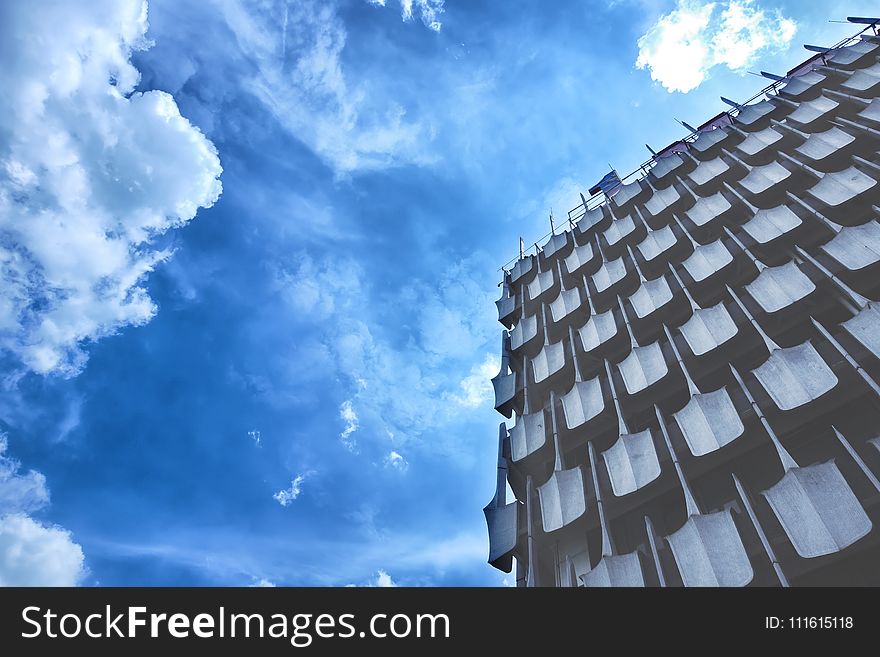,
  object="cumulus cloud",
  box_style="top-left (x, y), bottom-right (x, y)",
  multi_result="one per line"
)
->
top-left (0, 0), bottom-right (222, 376)
top-left (0, 433), bottom-right (85, 586)
top-left (635, 0), bottom-right (797, 93)
top-left (339, 400), bottom-right (359, 450)
top-left (366, 0), bottom-right (445, 31)
top-left (273, 473), bottom-right (308, 506)
top-left (218, 0), bottom-right (434, 174)
top-left (0, 514), bottom-right (86, 586)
